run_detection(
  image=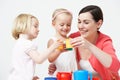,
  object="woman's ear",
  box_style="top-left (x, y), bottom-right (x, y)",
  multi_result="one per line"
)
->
top-left (97, 19), bottom-right (103, 29)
